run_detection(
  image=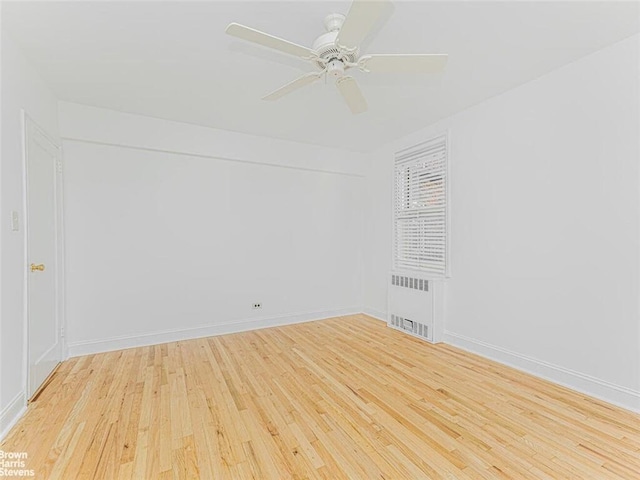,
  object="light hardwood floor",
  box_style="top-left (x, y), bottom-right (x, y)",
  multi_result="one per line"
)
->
top-left (2, 315), bottom-right (639, 479)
